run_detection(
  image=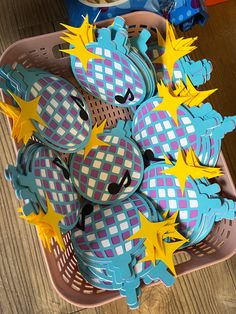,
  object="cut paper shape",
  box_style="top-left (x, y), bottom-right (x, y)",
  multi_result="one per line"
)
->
top-left (70, 121), bottom-right (144, 204)
top-left (19, 195), bottom-right (65, 251)
top-left (84, 120), bottom-right (110, 159)
top-left (162, 147), bottom-right (223, 194)
top-left (5, 142), bottom-right (81, 230)
top-left (66, 16), bottom-right (150, 108)
top-left (140, 160), bottom-right (236, 247)
top-left (0, 101), bottom-right (34, 144)
top-left (108, 170), bottom-right (132, 195)
top-left (76, 203), bottom-right (94, 231)
top-left (0, 64), bottom-right (92, 153)
top-left (176, 77), bottom-right (217, 108)
top-left (154, 21), bottom-right (197, 80)
top-left (132, 98), bottom-right (236, 167)
top-left (127, 211), bottom-right (188, 276)
top-left (153, 81), bottom-right (191, 125)
top-left (71, 193), bottom-right (175, 309)
top-left (61, 16), bottom-right (104, 71)
top-left (0, 91), bottom-right (46, 144)
top-left (154, 234), bottom-right (187, 276)
top-left (115, 88), bottom-right (134, 105)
